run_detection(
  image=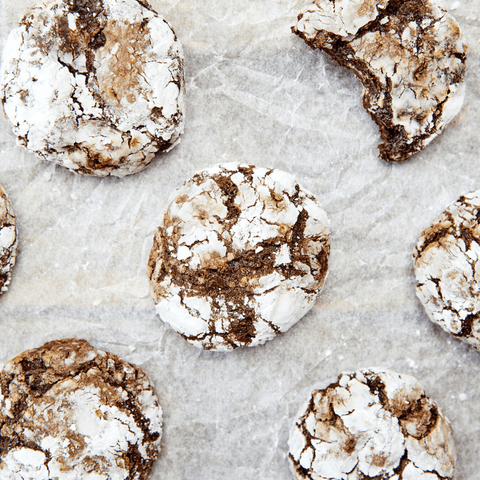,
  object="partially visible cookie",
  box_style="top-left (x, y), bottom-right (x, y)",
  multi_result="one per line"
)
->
top-left (288, 368), bottom-right (456, 480)
top-left (148, 163), bottom-right (330, 351)
top-left (0, 338), bottom-right (162, 479)
top-left (1, 0), bottom-right (184, 176)
top-left (414, 190), bottom-right (480, 351)
top-left (293, 0), bottom-right (466, 162)
top-left (0, 184), bottom-right (17, 295)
